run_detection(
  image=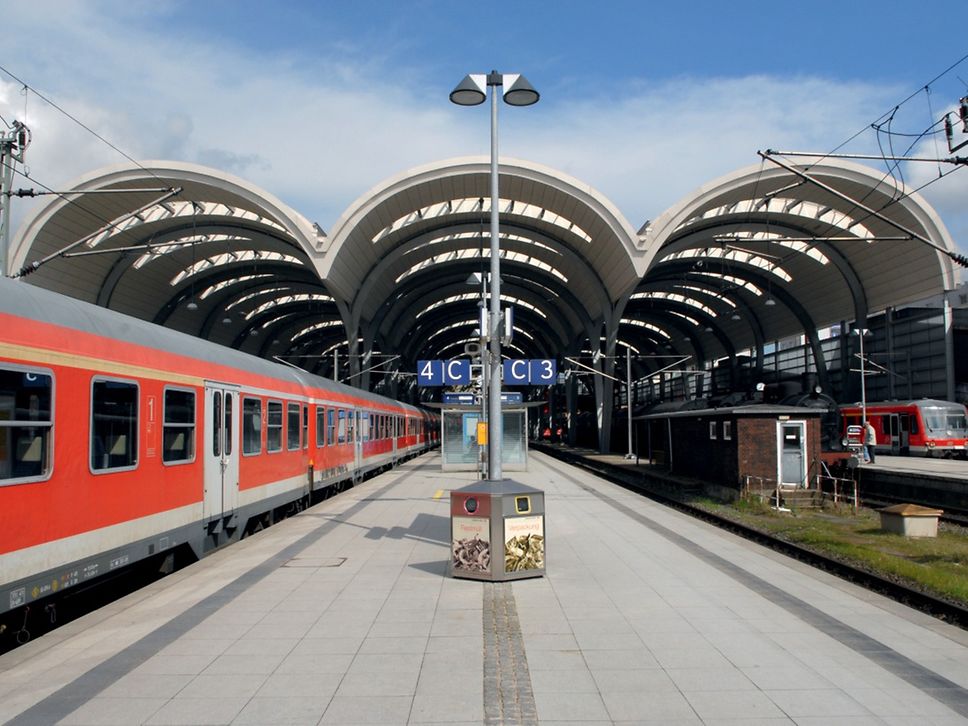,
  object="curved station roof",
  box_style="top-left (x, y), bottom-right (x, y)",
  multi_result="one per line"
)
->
top-left (8, 153), bottom-right (962, 403)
